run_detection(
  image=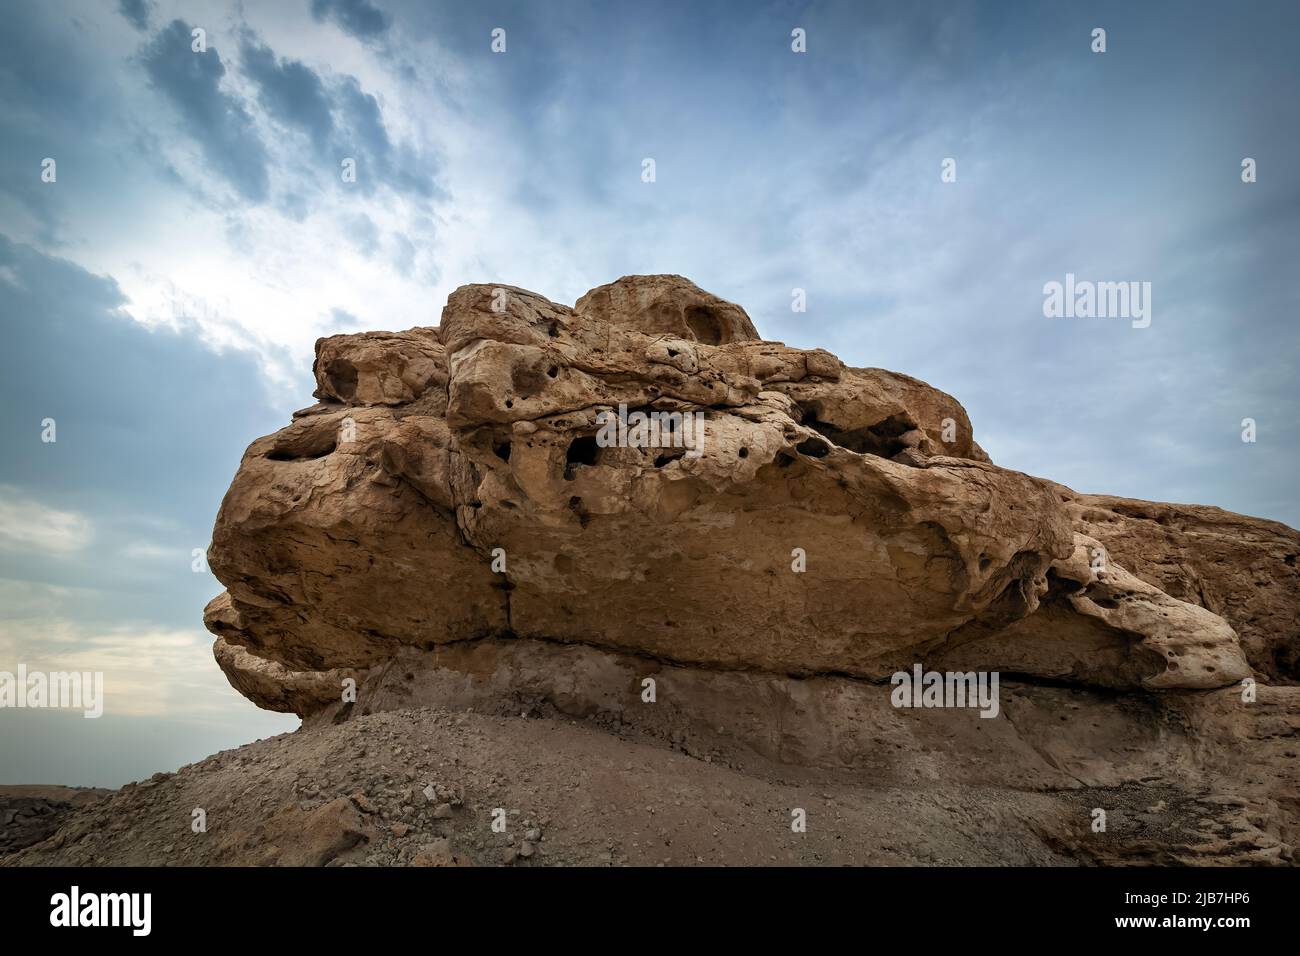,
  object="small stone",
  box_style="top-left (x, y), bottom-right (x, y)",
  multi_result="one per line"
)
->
top-left (502, 847), bottom-right (518, 865)
top-left (433, 803), bottom-right (454, 819)
top-left (524, 828), bottom-right (541, 842)
top-left (351, 792), bottom-right (377, 814)
top-left (391, 823), bottom-right (411, 838)
top-left (411, 838), bottom-right (458, 867)
top-left (519, 841), bottom-right (535, 858)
